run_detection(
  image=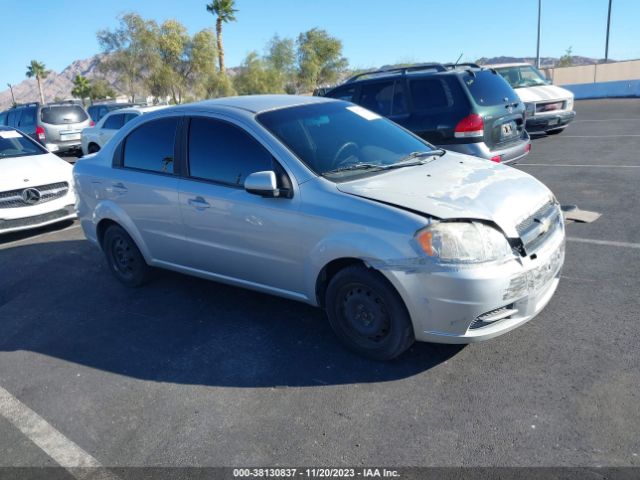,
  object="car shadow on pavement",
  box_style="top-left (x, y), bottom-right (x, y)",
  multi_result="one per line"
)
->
top-left (0, 239), bottom-right (463, 388)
